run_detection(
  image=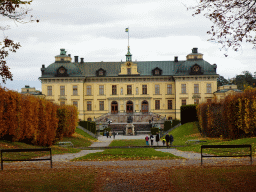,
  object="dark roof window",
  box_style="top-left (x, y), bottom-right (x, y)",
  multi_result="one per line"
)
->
top-left (152, 67), bottom-right (162, 76)
top-left (96, 68), bottom-right (106, 77)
